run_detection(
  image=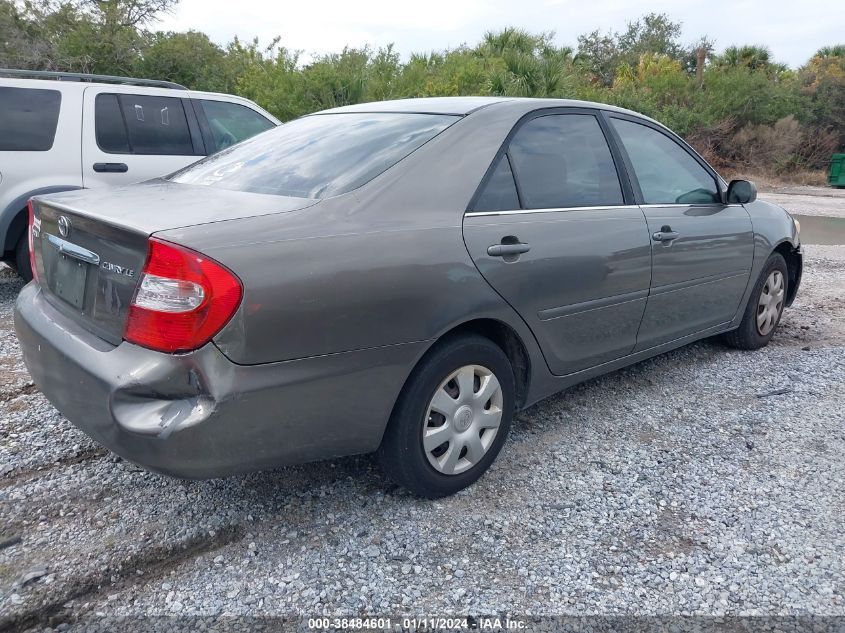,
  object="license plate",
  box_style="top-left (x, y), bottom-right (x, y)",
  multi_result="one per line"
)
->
top-left (50, 255), bottom-right (88, 309)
